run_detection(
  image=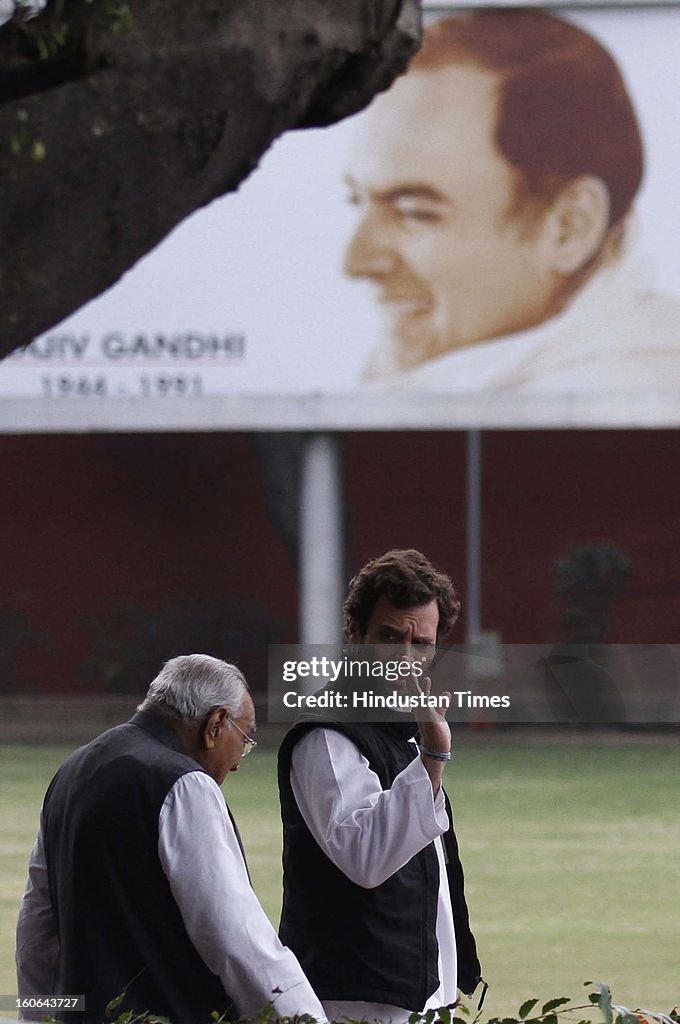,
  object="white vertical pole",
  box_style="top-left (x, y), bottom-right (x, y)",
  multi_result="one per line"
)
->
top-left (466, 429), bottom-right (482, 646)
top-left (300, 433), bottom-right (344, 645)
